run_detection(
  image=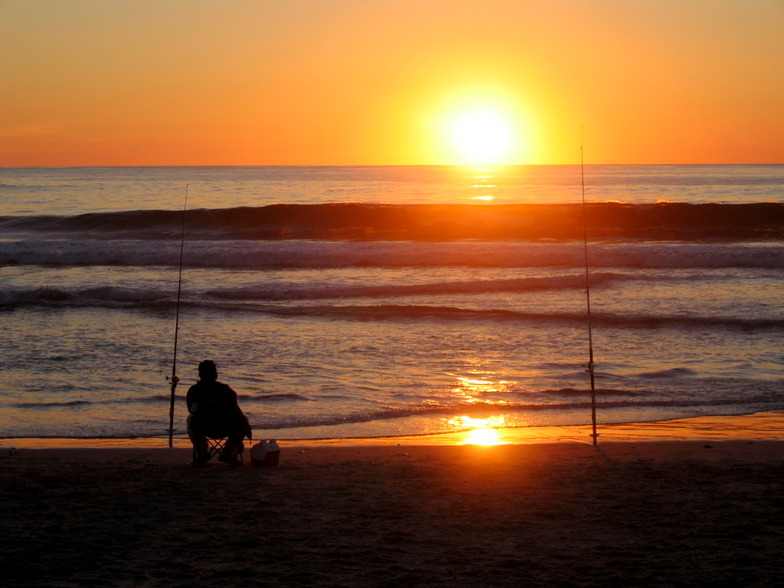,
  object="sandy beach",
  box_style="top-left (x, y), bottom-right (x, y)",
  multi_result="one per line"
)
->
top-left (1, 414), bottom-right (782, 587)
